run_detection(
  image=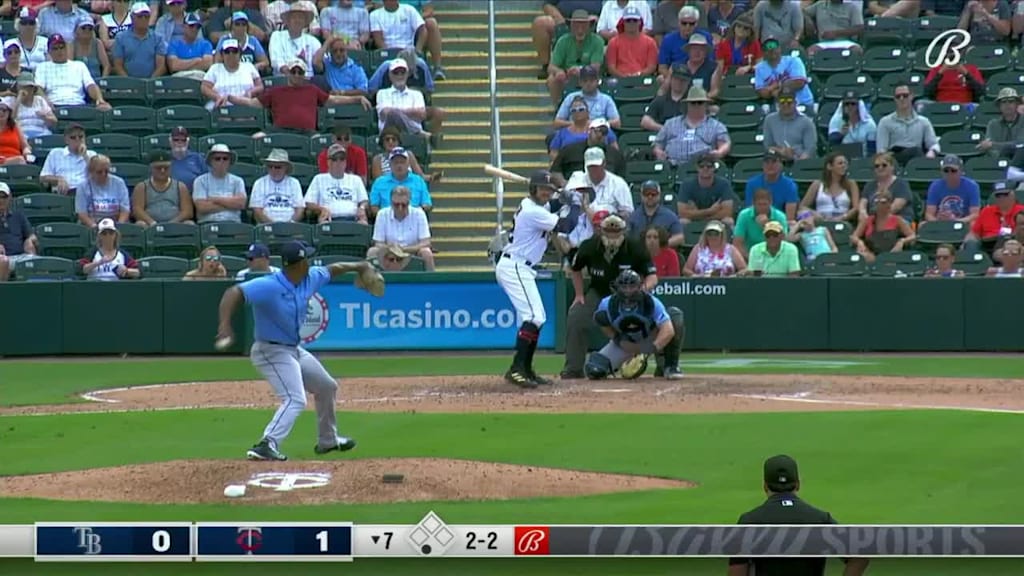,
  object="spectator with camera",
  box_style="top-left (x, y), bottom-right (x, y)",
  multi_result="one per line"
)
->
top-left (828, 91), bottom-right (877, 157)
